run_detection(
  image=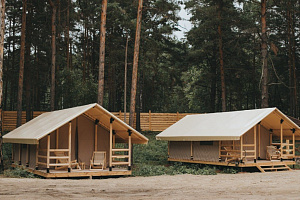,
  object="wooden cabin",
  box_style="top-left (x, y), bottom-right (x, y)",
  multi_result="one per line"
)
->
top-left (3, 103), bottom-right (148, 178)
top-left (156, 108), bottom-right (300, 172)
